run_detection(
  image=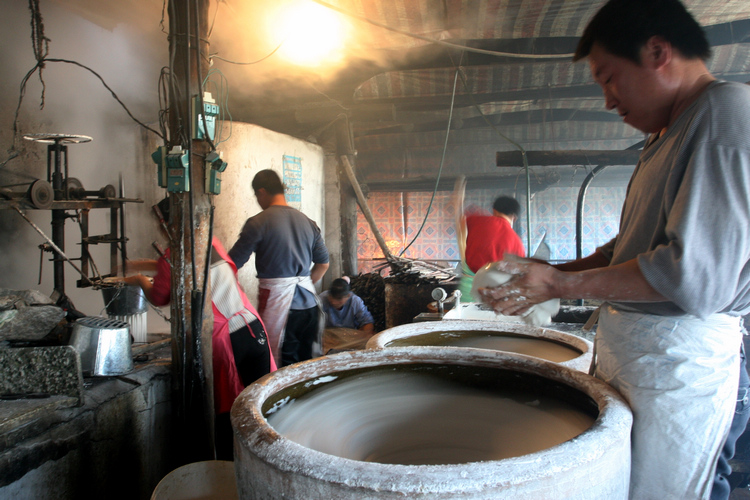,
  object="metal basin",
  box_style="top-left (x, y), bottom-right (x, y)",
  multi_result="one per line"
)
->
top-left (68, 316), bottom-right (133, 376)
